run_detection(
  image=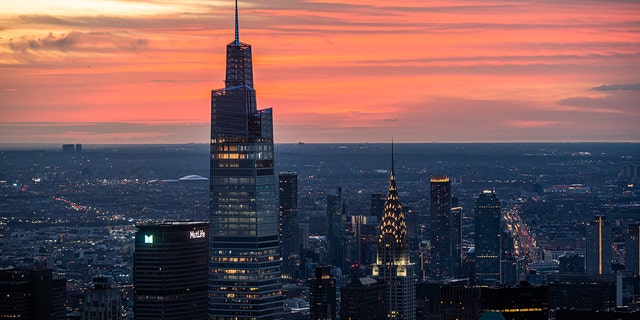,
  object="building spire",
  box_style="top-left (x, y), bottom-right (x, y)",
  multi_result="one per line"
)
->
top-left (391, 139), bottom-right (395, 175)
top-left (234, 0), bottom-right (240, 46)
